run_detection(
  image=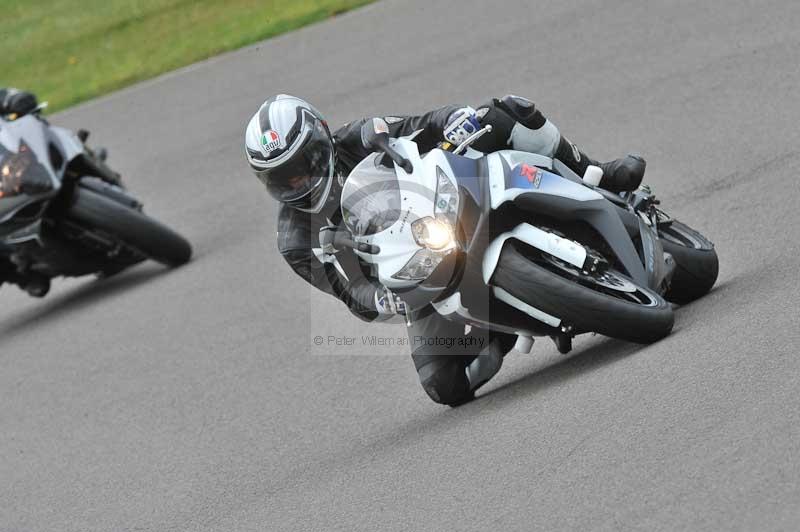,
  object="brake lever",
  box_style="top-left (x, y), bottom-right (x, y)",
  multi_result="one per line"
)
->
top-left (453, 124), bottom-right (492, 155)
